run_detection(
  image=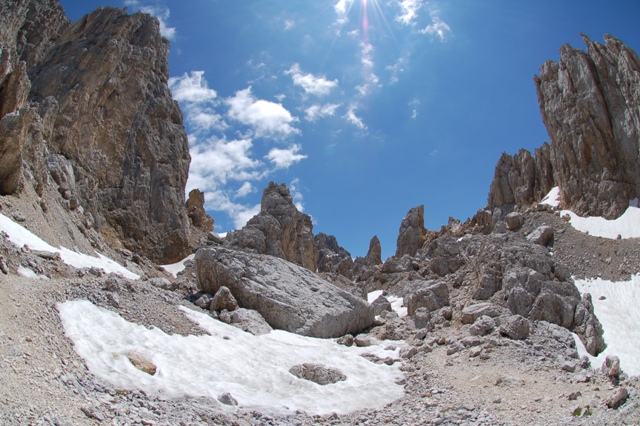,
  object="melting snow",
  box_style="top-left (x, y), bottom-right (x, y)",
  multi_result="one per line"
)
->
top-left (160, 254), bottom-right (195, 278)
top-left (58, 300), bottom-right (405, 415)
top-left (0, 213), bottom-right (139, 279)
top-left (560, 207), bottom-right (640, 240)
top-left (540, 186), bottom-right (561, 207)
top-left (573, 275), bottom-right (640, 377)
top-left (368, 290), bottom-right (408, 317)
top-left (17, 265), bottom-right (49, 280)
